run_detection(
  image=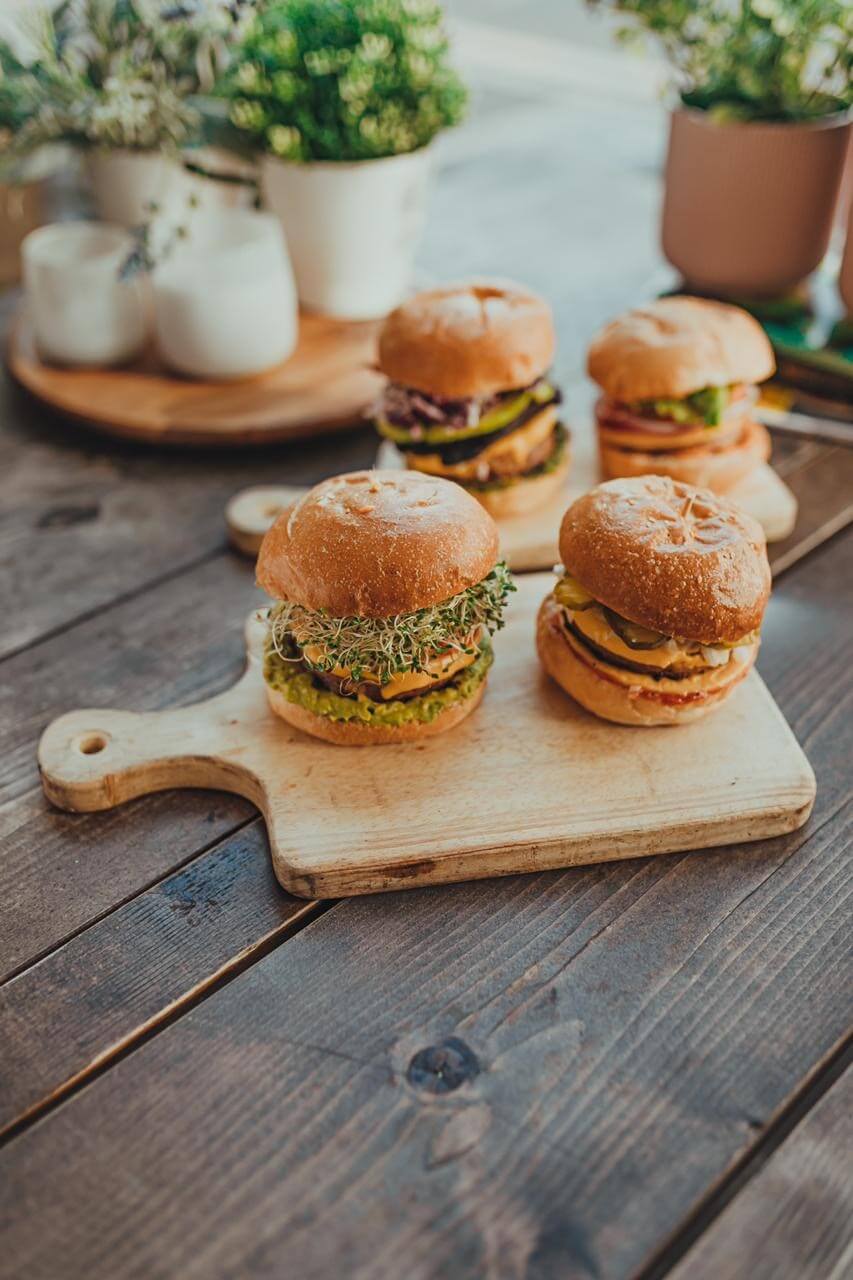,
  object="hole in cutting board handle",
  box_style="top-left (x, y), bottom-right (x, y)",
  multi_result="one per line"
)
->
top-left (75, 732), bottom-right (109, 756)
